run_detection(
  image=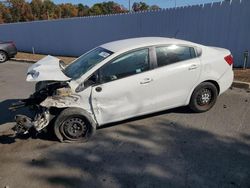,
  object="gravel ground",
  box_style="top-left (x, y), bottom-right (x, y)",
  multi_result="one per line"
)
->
top-left (0, 61), bottom-right (250, 188)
